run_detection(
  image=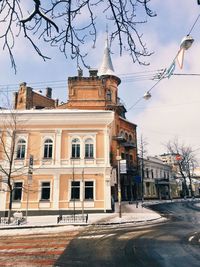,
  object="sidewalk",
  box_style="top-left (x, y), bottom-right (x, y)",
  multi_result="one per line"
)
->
top-left (1, 199), bottom-right (199, 236)
top-left (0, 201), bottom-right (164, 236)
